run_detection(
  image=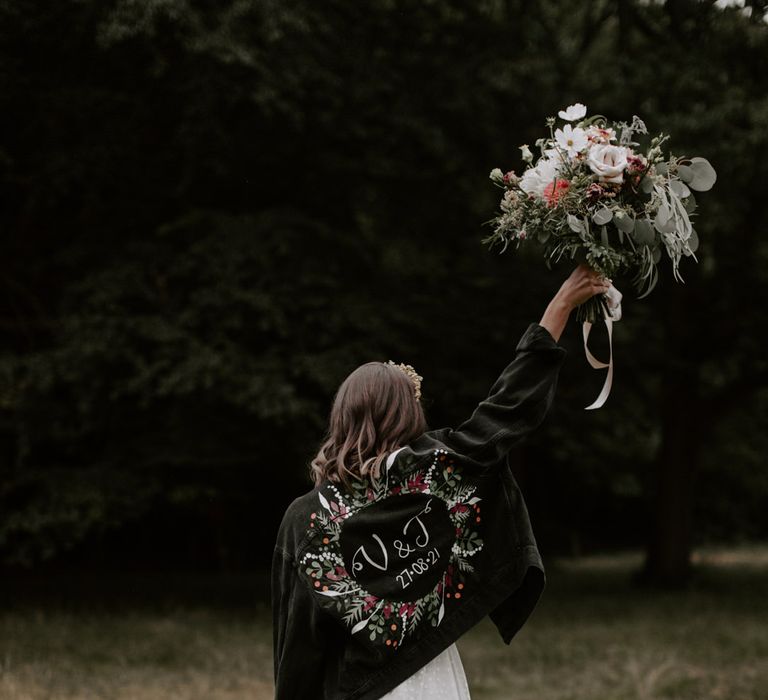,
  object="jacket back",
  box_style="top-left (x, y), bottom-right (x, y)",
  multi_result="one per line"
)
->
top-left (272, 322), bottom-right (567, 699)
